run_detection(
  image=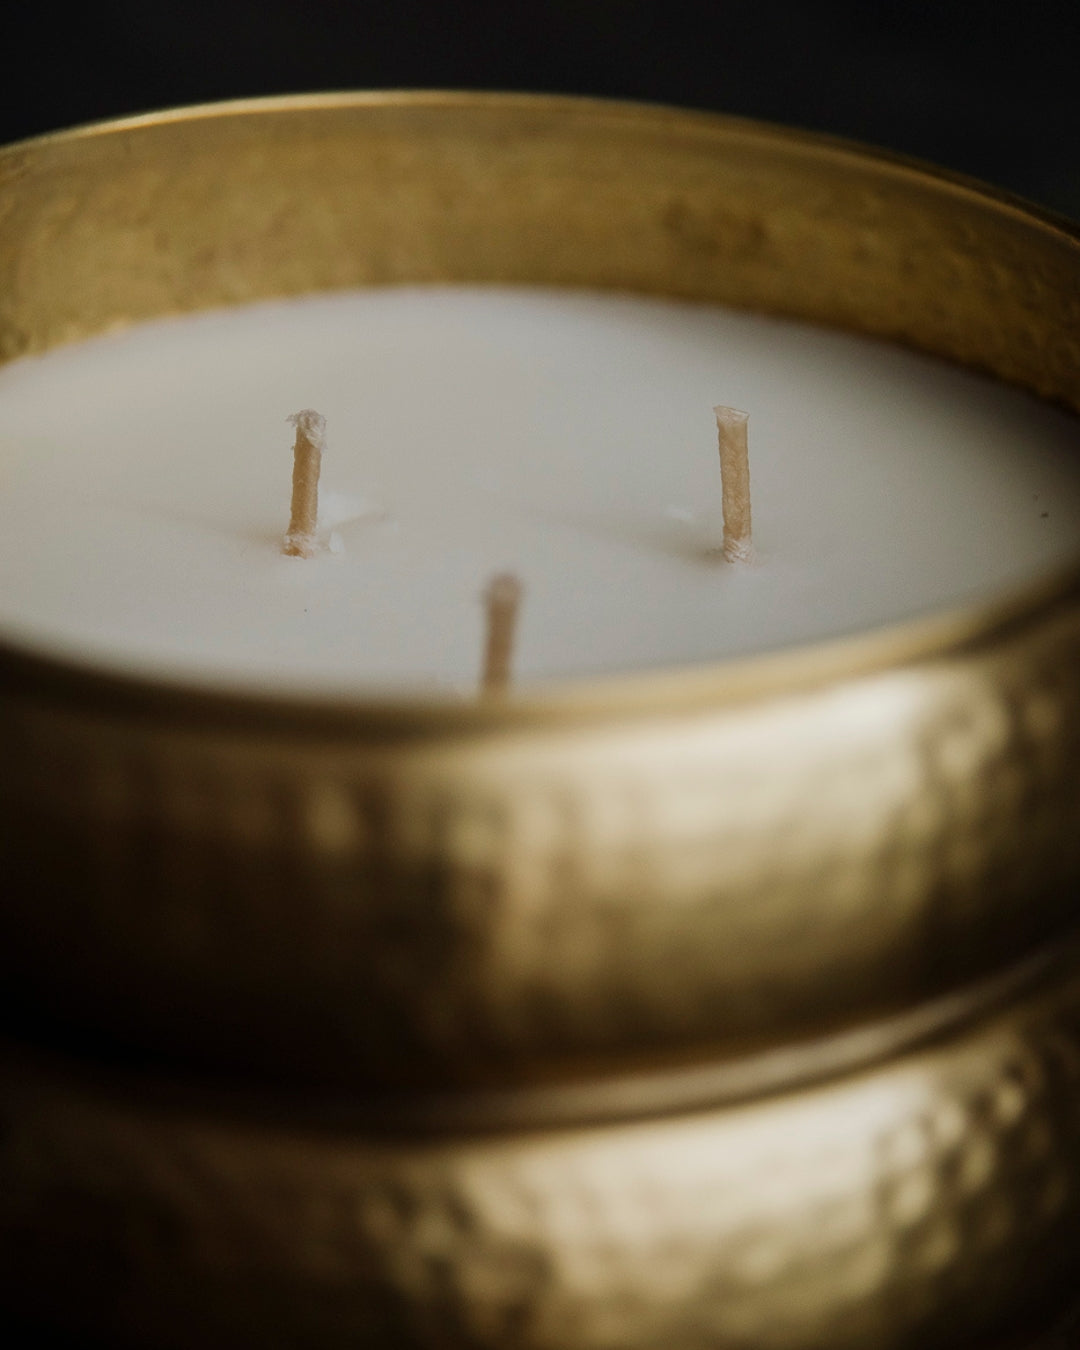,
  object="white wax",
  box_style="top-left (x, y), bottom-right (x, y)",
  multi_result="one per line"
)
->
top-left (0, 286), bottom-right (1077, 697)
